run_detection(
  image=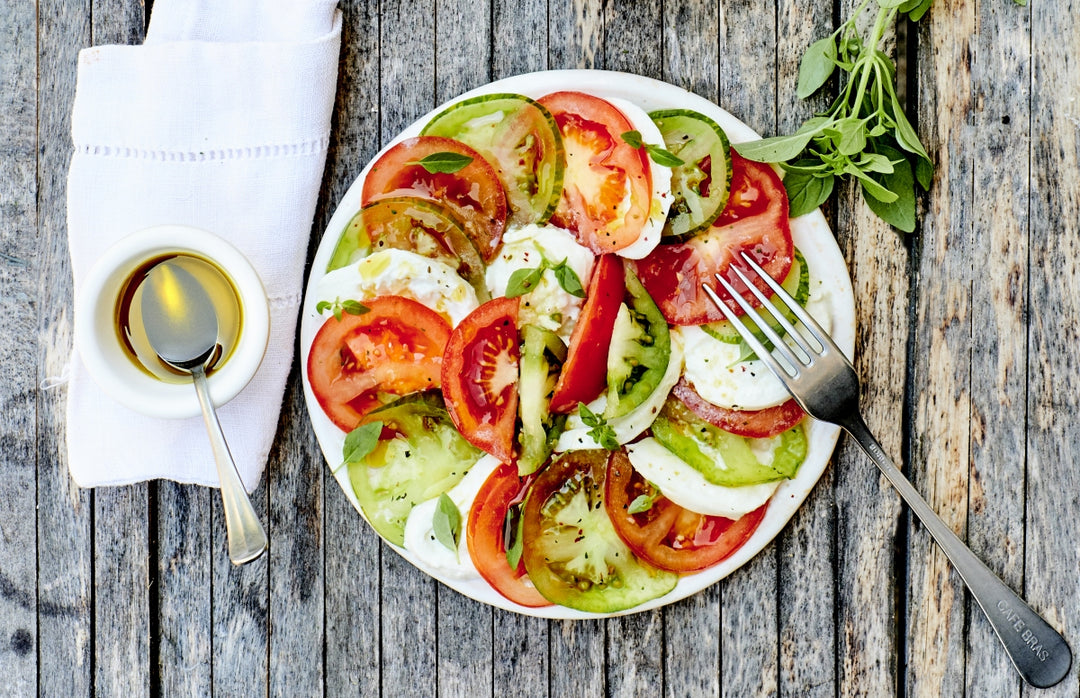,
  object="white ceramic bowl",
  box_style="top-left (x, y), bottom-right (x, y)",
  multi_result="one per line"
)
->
top-left (74, 225), bottom-right (270, 419)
